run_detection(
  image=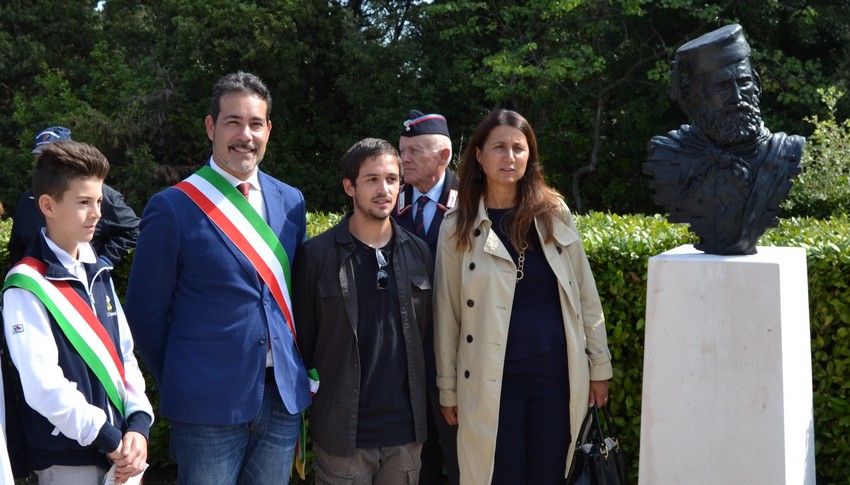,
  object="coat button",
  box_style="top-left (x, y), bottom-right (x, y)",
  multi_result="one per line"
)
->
top-left (474, 229), bottom-right (481, 237)
top-left (466, 299), bottom-right (474, 307)
top-left (466, 335), bottom-right (473, 343)
top-left (557, 246), bottom-right (562, 254)
top-left (469, 262), bottom-right (476, 270)
top-left (464, 370), bottom-right (470, 378)
top-left (259, 337), bottom-right (267, 345)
